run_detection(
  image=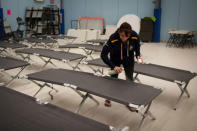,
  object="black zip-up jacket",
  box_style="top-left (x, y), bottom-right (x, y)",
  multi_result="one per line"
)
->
top-left (101, 30), bottom-right (140, 69)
